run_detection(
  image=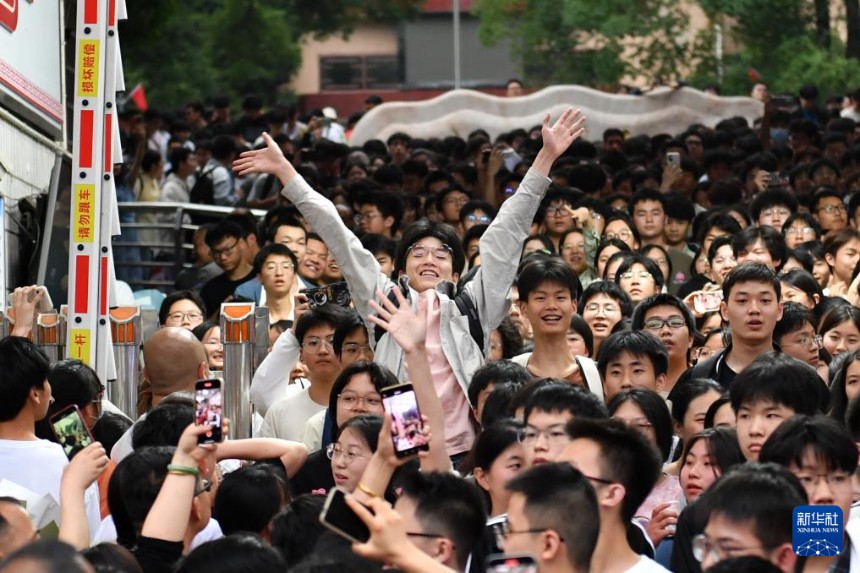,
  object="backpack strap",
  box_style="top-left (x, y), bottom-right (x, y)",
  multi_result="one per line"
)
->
top-left (452, 291), bottom-right (484, 352)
